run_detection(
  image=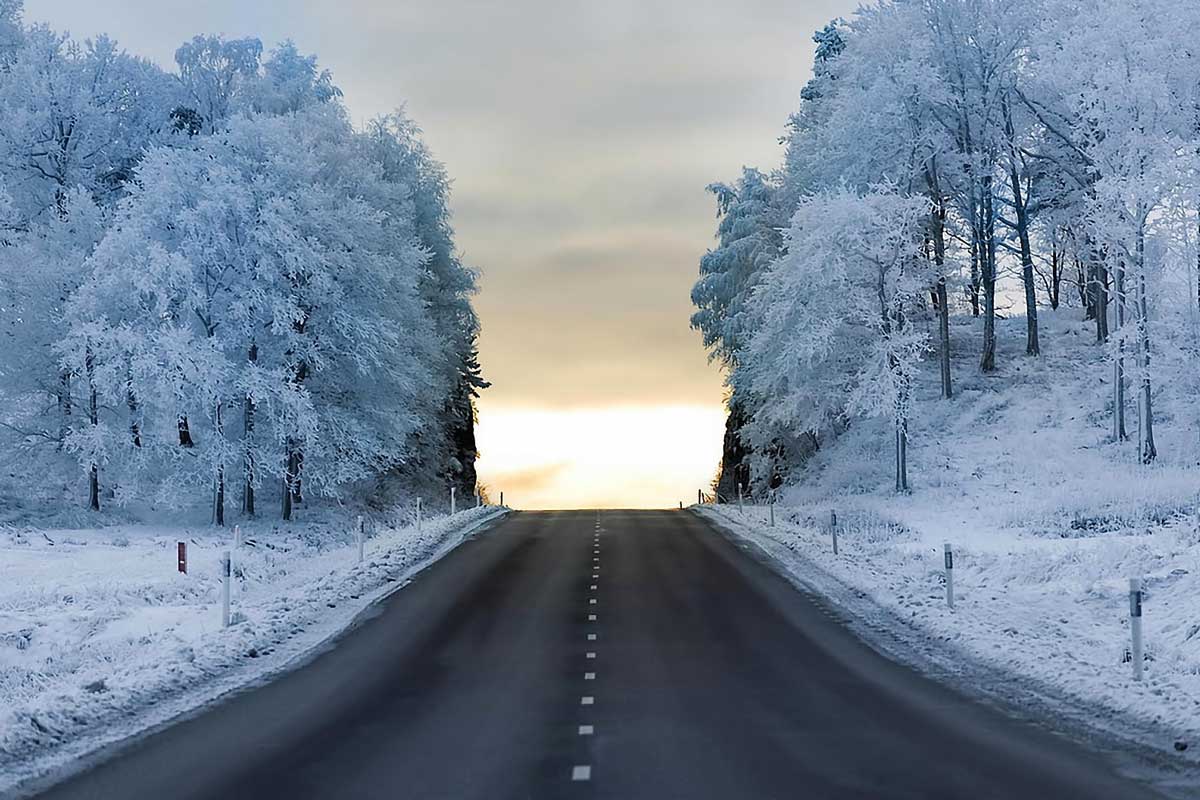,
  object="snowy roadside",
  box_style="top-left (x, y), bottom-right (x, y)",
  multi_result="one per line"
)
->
top-left (696, 503), bottom-right (1200, 783)
top-left (0, 505), bottom-right (509, 796)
